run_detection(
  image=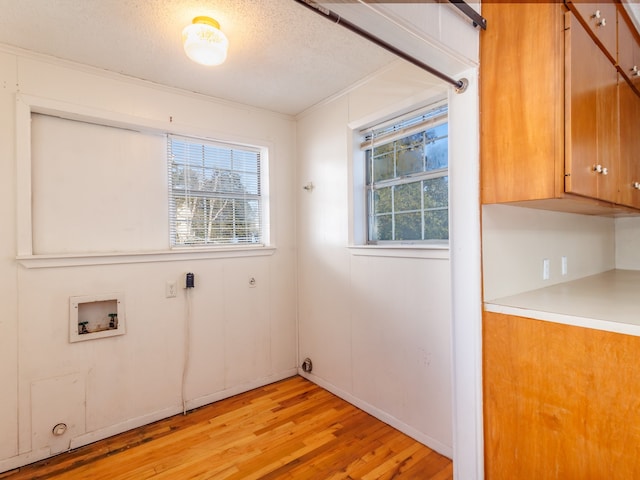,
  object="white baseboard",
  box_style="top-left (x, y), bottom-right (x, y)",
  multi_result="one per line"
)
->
top-left (298, 369), bottom-right (453, 459)
top-left (0, 447), bottom-right (51, 475)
